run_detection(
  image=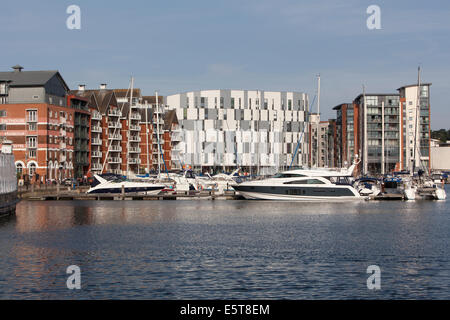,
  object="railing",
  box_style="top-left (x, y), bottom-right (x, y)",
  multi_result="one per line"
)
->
top-left (92, 138), bottom-right (102, 145)
top-left (108, 122), bottom-right (122, 129)
top-left (130, 125), bottom-right (141, 131)
top-left (92, 151), bottom-right (102, 158)
top-left (128, 158), bottom-right (141, 164)
top-left (107, 157), bottom-right (121, 163)
top-left (91, 126), bottom-right (102, 133)
top-left (108, 145), bottom-right (122, 152)
top-left (91, 163), bottom-right (102, 171)
top-left (130, 113), bottom-right (141, 120)
top-left (128, 147), bottom-right (141, 153)
top-left (129, 136), bottom-right (141, 142)
top-left (91, 112), bottom-right (102, 120)
top-left (108, 134), bottom-right (122, 140)
top-left (108, 110), bottom-right (121, 117)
